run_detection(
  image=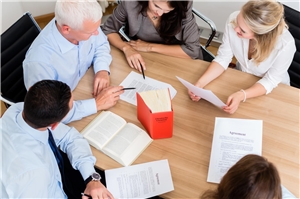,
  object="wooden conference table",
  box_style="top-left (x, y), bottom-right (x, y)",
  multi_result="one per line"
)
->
top-left (69, 46), bottom-right (299, 198)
